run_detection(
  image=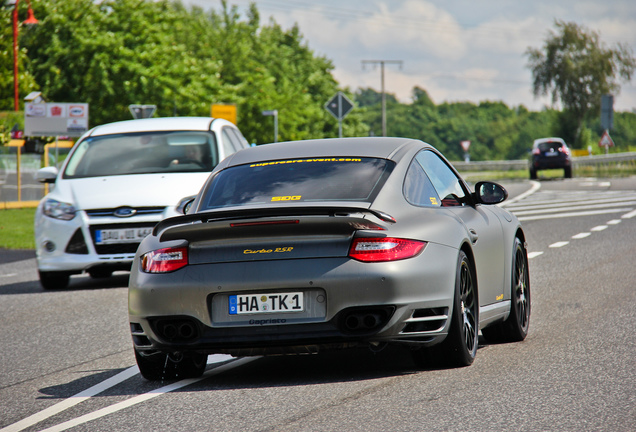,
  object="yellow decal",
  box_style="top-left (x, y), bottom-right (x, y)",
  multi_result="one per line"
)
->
top-left (243, 247), bottom-right (294, 255)
top-left (429, 197), bottom-right (438, 205)
top-left (251, 158), bottom-right (362, 167)
top-left (496, 294), bottom-right (504, 301)
top-left (271, 196), bottom-right (301, 202)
